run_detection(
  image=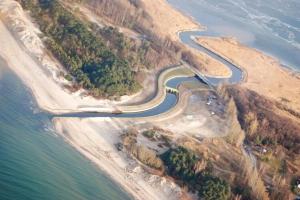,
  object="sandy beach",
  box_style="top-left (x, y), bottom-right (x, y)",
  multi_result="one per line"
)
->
top-left (2, 0), bottom-right (299, 199)
top-left (0, 0), bottom-right (151, 114)
top-left (0, 0), bottom-right (199, 199)
top-left (54, 117), bottom-right (183, 200)
top-left (0, 9), bottom-right (114, 113)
